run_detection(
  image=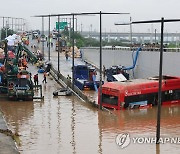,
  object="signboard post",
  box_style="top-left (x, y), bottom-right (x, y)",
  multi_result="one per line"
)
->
top-left (56, 22), bottom-right (67, 30)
